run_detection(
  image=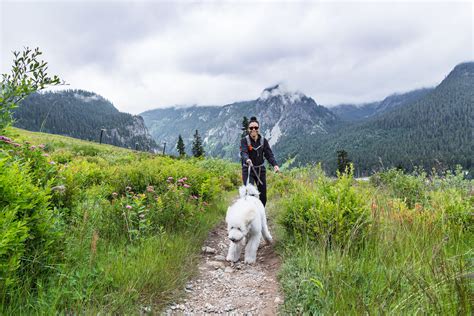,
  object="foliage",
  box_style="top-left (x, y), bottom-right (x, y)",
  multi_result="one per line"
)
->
top-left (280, 165), bottom-right (370, 248)
top-left (0, 139), bottom-right (63, 298)
top-left (13, 89), bottom-right (158, 151)
top-left (336, 149), bottom-right (351, 175)
top-left (273, 63), bottom-right (474, 175)
top-left (0, 128), bottom-right (239, 313)
top-left (271, 164), bottom-right (473, 314)
top-left (1, 47), bottom-right (61, 130)
top-left (191, 129), bottom-right (204, 157)
top-left (176, 134), bottom-right (185, 157)
top-left (371, 167), bottom-right (473, 229)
